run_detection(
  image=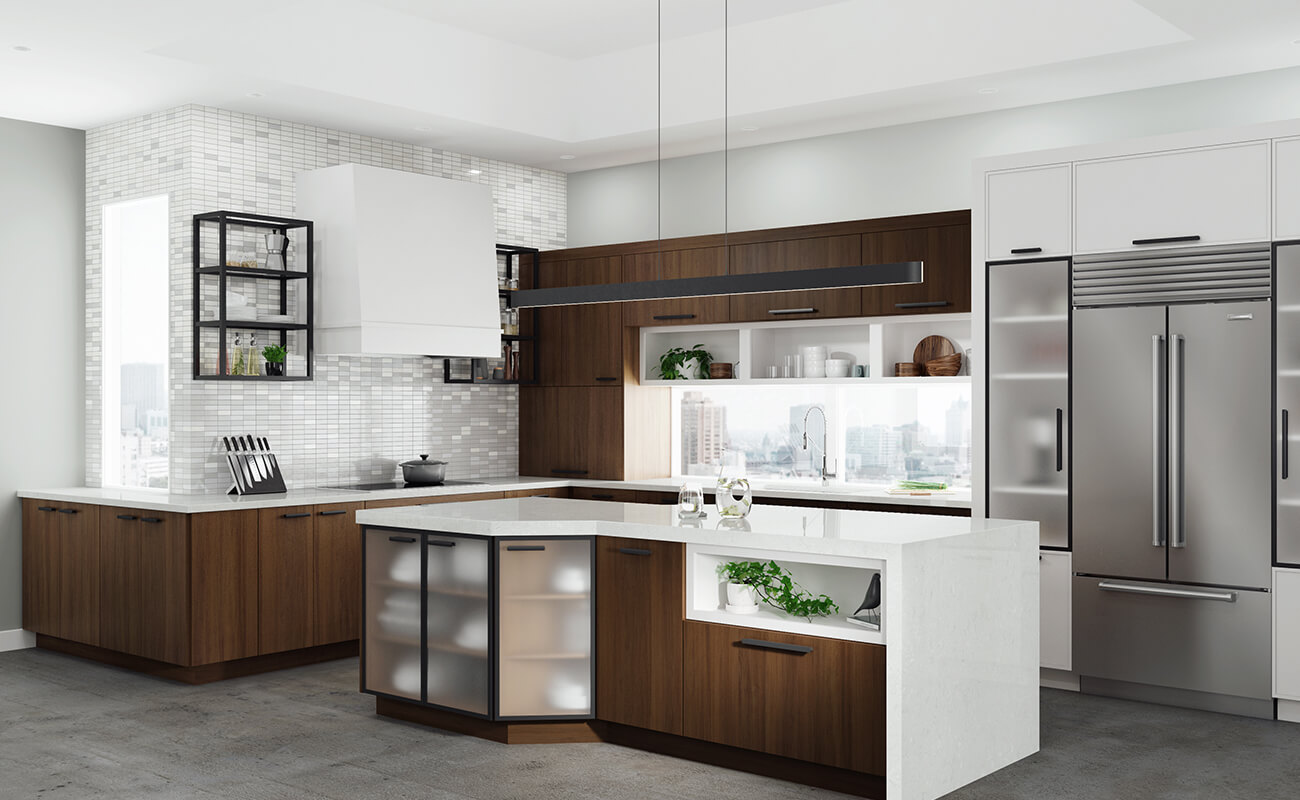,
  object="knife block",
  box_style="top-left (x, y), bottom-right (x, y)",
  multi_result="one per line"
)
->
top-left (224, 435), bottom-right (287, 495)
